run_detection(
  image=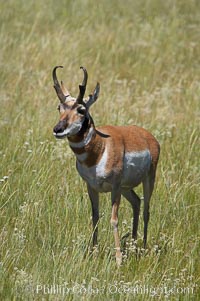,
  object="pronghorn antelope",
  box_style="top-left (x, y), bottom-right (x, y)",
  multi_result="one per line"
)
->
top-left (52, 66), bottom-right (160, 265)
